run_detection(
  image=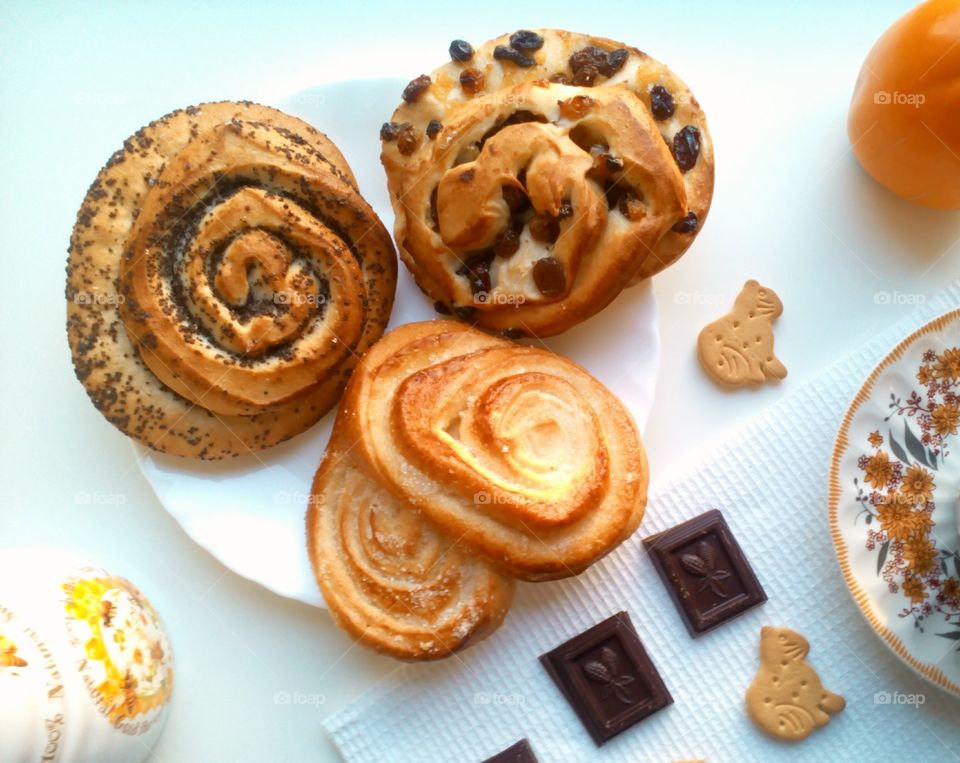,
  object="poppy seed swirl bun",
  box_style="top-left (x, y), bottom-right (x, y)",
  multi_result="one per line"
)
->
top-left (67, 102), bottom-right (396, 458)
